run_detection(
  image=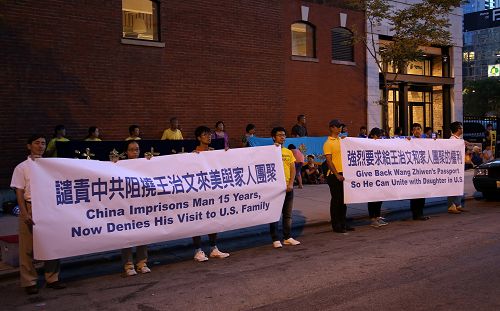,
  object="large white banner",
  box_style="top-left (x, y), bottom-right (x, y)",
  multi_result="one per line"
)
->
top-left (341, 138), bottom-right (465, 204)
top-left (31, 145), bottom-right (285, 260)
